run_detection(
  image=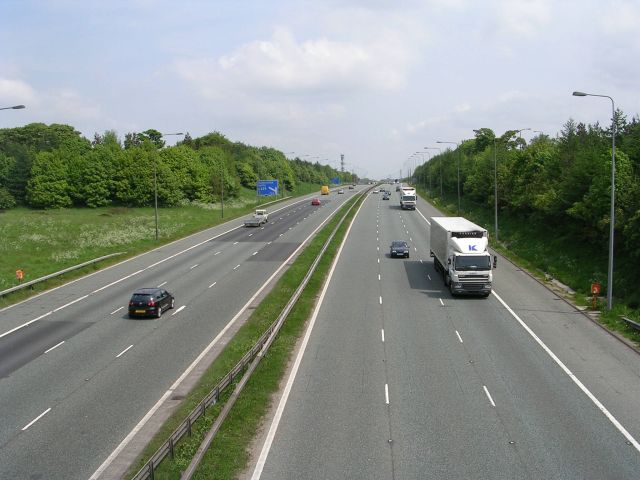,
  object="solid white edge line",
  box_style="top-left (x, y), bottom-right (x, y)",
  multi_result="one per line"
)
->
top-left (21, 408), bottom-right (51, 431)
top-left (116, 345), bottom-right (134, 358)
top-left (455, 330), bottom-right (463, 343)
top-left (90, 191), bottom-right (355, 480)
top-left (0, 312), bottom-right (51, 340)
top-left (90, 269), bottom-right (143, 295)
top-left (171, 305), bottom-right (186, 315)
top-left (483, 385), bottom-right (496, 407)
top-left (419, 190), bottom-right (635, 428)
top-left (416, 208), bottom-right (430, 225)
top-left (0, 212), bottom-right (253, 315)
top-left (385, 384), bottom-right (390, 405)
top-left (88, 390), bottom-right (173, 479)
top-left (250, 192), bottom-right (366, 480)
top-left (53, 294), bottom-right (89, 312)
top-left (492, 290), bottom-right (640, 451)
top-left (44, 341), bottom-right (65, 354)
